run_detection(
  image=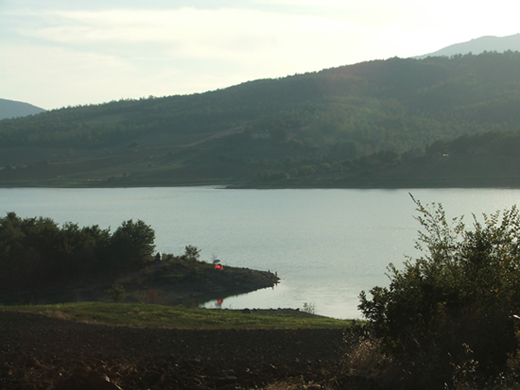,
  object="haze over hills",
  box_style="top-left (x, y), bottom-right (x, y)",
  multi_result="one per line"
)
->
top-left (416, 33), bottom-right (520, 58)
top-left (2, 51), bottom-right (520, 188)
top-left (0, 98), bottom-right (45, 120)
